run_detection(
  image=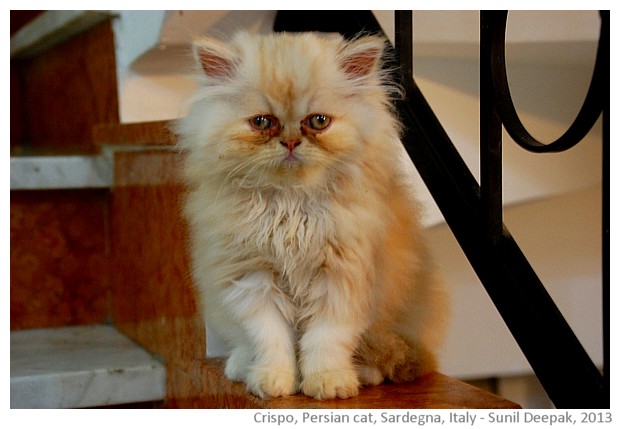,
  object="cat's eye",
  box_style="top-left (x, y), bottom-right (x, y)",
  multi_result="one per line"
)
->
top-left (304, 114), bottom-right (332, 131)
top-left (249, 115), bottom-right (278, 131)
